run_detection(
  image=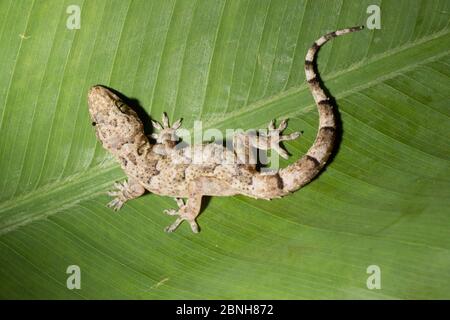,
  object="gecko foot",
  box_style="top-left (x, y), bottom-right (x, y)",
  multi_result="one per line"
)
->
top-left (163, 198), bottom-right (199, 233)
top-left (106, 179), bottom-right (146, 211)
top-left (150, 112), bottom-right (182, 145)
top-left (265, 119), bottom-right (301, 159)
top-left (107, 181), bottom-right (129, 211)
